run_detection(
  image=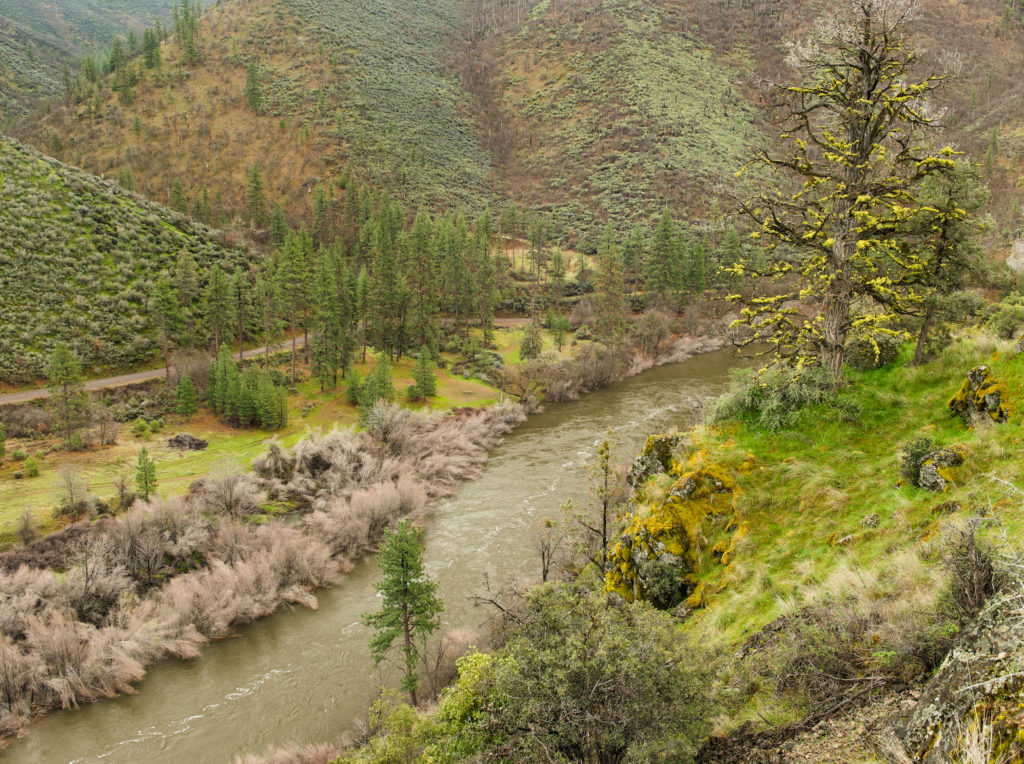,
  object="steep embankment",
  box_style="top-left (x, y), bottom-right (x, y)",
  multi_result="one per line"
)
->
top-left (0, 136), bottom-right (253, 383)
top-left (0, 0), bottom-right (173, 120)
